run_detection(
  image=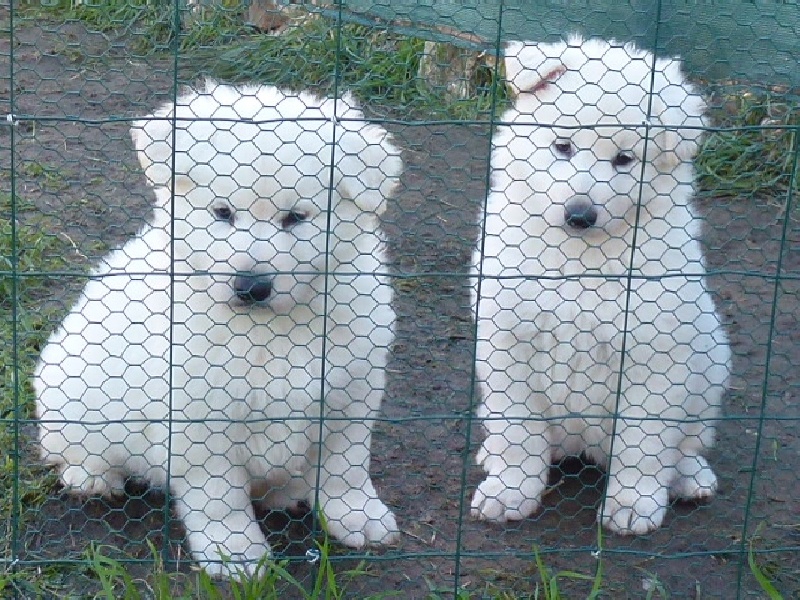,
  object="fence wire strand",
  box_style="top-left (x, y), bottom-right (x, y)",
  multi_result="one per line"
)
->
top-left (2, 1), bottom-right (799, 598)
